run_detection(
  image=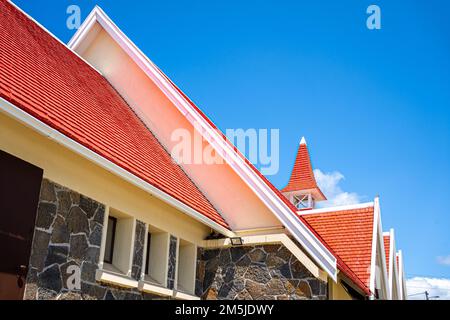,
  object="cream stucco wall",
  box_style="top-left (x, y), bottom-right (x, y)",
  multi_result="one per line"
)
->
top-left (0, 111), bottom-right (210, 245)
top-left (78, 26), bottom-right (282, 231)
top-left (177, 240), bottom-right (197, 294)
top-left (146, 232), bottom-right (170, 285)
